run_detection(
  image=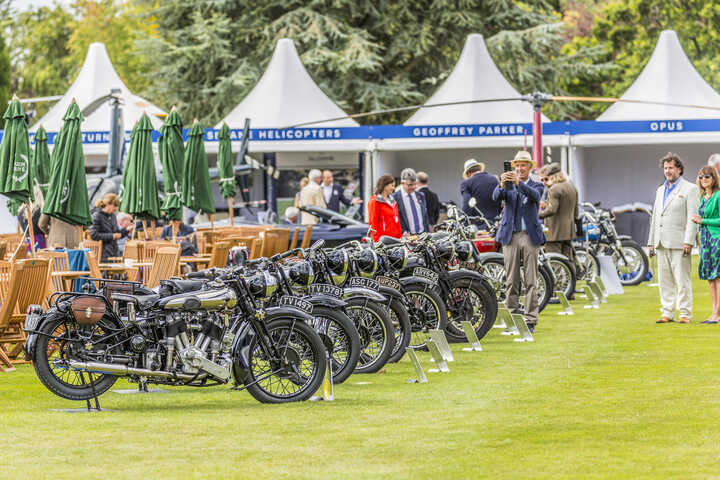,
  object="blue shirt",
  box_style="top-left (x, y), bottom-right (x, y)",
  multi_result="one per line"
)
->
top-left (663, 178), bottom-right (680, 206)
